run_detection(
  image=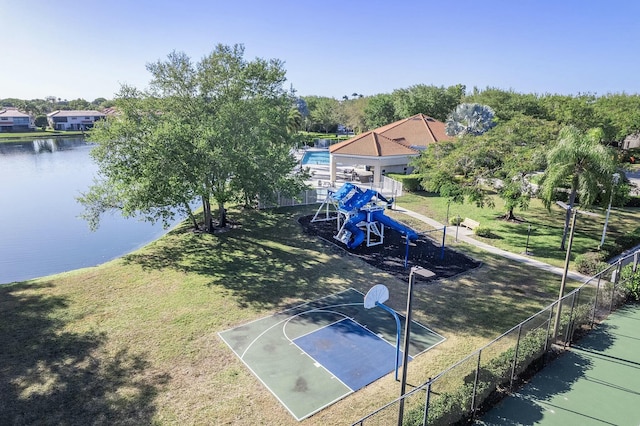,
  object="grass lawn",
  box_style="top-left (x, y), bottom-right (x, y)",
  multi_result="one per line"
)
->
top-left (394, 191), bottom-right (640, 269)
top-left (0, 205), bottom-right (592, 425)
top-left (0, 130), bottom-right (85, 141)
